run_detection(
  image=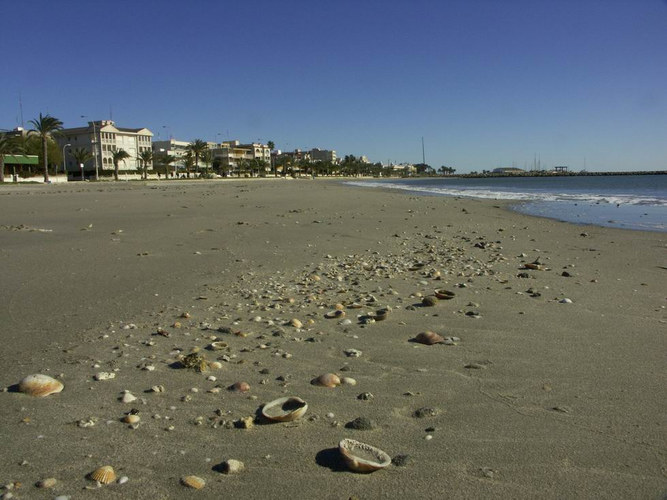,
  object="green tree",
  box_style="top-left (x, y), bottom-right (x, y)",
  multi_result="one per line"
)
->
top-left (186, 139), bottom-right (208, 175)
top-left (154, 153), bottom-right (176, 178)
top-left (200, 150), bottom-right (212, 176)
top-left (112, 149), bottom-right (131, 181)
top-left (0, 134), bottom-right (24, 183)
top-left (183, 150), bottom-right (194, 177)
top-left (70, 148), bottom-right (93, 180)
top-left (28, 113), bottom-right (63, 183)
top-left (137, 149), bottom-right (154, 180)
